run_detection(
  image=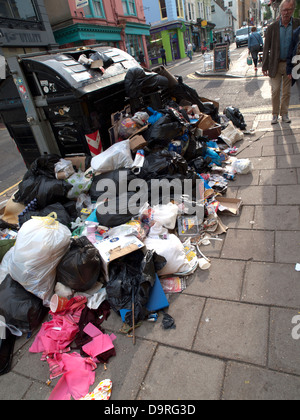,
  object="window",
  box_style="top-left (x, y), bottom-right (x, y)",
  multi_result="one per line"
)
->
top-left (0, 0), bottom-right (39, 21)
top-left (188, 3), bottom-right (192, 20)
top-left (83, 0), bottom-right (105, 18)
top-left (198, 1), bottom-right (204, 18)
top-left (211, 5), bottom-right (215, 13)
top-left (206, 6), bottom-right (211, 21)
top-left (159, 0), bottom-right (167, 19)
top-left (91, 0), bottom-right (105, 17)
top-left (122, 0), bottom-right (137, 16)
top-left (228, 1), bottom-right (233, 6)
top-left (176, 0), bottom-right (184, 18)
